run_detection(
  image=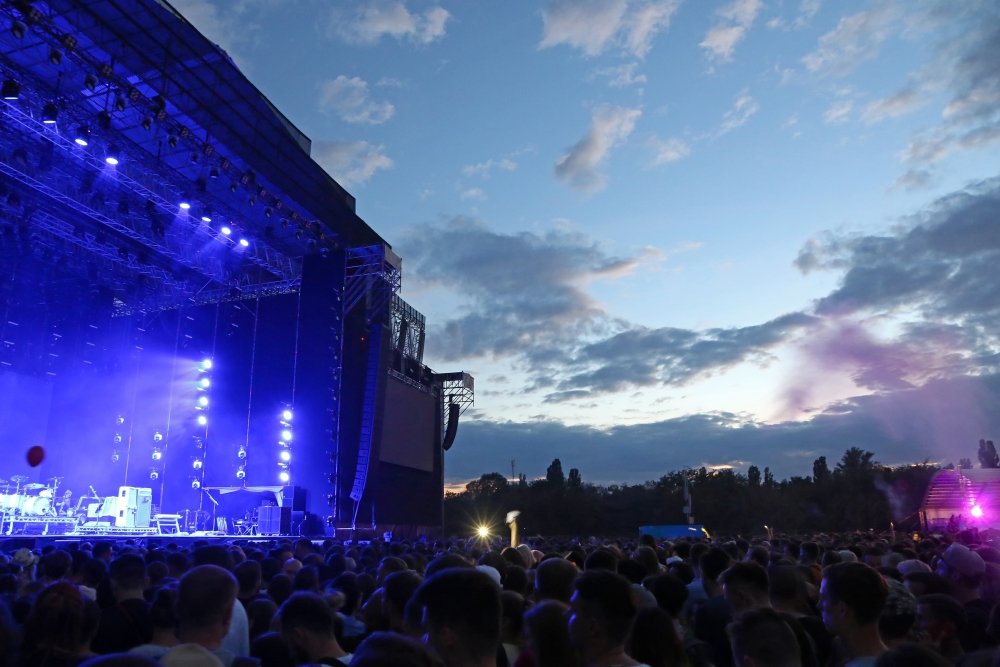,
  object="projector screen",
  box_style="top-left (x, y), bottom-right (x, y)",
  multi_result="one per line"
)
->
top-left (378, 377), bottom-right (437, 472)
